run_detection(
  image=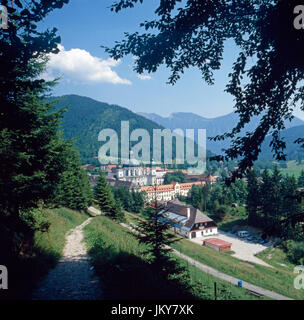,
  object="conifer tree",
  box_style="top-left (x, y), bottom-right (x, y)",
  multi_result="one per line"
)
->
top-left (246, 169), bottom-right (260, 226)
top-left (94, 172), bottom-right (115, 215)
top-left (109, 198), bottom-right (125, 222)
top-left (298, 170), bottom-right (304, 188)
top-left (0, 0), bottom-right (71, 256)
top-left (135, 185), bottom-right (189, 292)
